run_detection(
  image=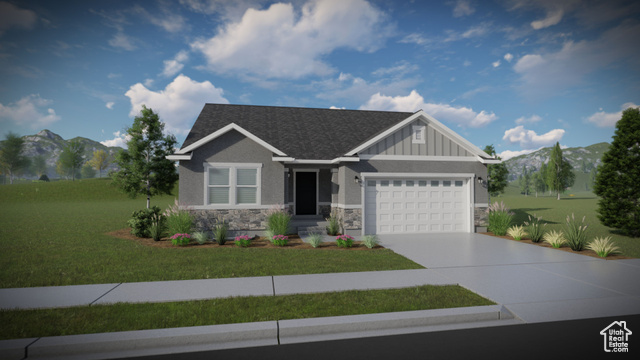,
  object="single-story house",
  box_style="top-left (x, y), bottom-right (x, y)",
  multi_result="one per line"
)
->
top-left (167, 103), bottom-right (499, 236)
